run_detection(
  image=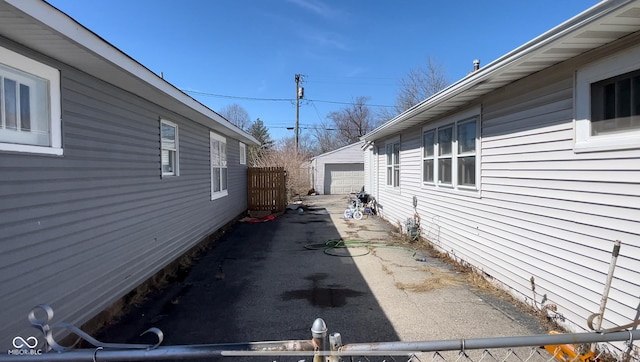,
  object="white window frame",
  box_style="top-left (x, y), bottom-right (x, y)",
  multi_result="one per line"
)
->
top-left (210, 131), bottom-right (228, 200)
top-left (422, 108), bottom-right (480, 192)
top-left (239, 142), bottom-right (246, 165)
top-left (160, 119), bottom-right (179, 177)
top-left (436, 124), bottom-right (454, 186)
top-left (385, 137), bottom-right (400, 188)
top-left (575, 43), bottom-right (640, 152)
top-left (0, 46), bottom-right (61, 155)
top-left (422, 130), bottom-right (435, 184)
